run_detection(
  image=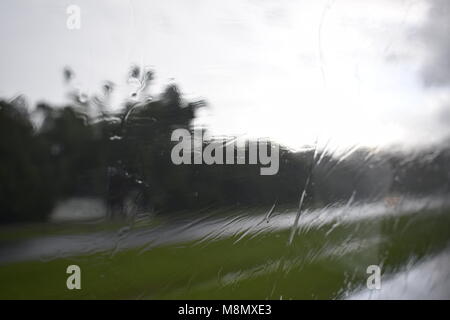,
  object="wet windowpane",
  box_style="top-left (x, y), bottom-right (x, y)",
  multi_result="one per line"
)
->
top-left (0, 0), bottom-right (449, 300)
